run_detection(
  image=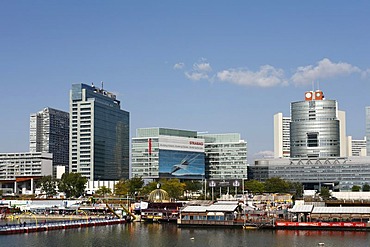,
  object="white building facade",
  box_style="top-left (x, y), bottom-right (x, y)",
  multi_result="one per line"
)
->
top-left (0, 152), bottom-right (53, 194)
top-left (274, 113), bottom-right (291, 158)
top-left (347, 136), bottom-right (367, 157)
top-left (199, 133), bottom-right (248, 180)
